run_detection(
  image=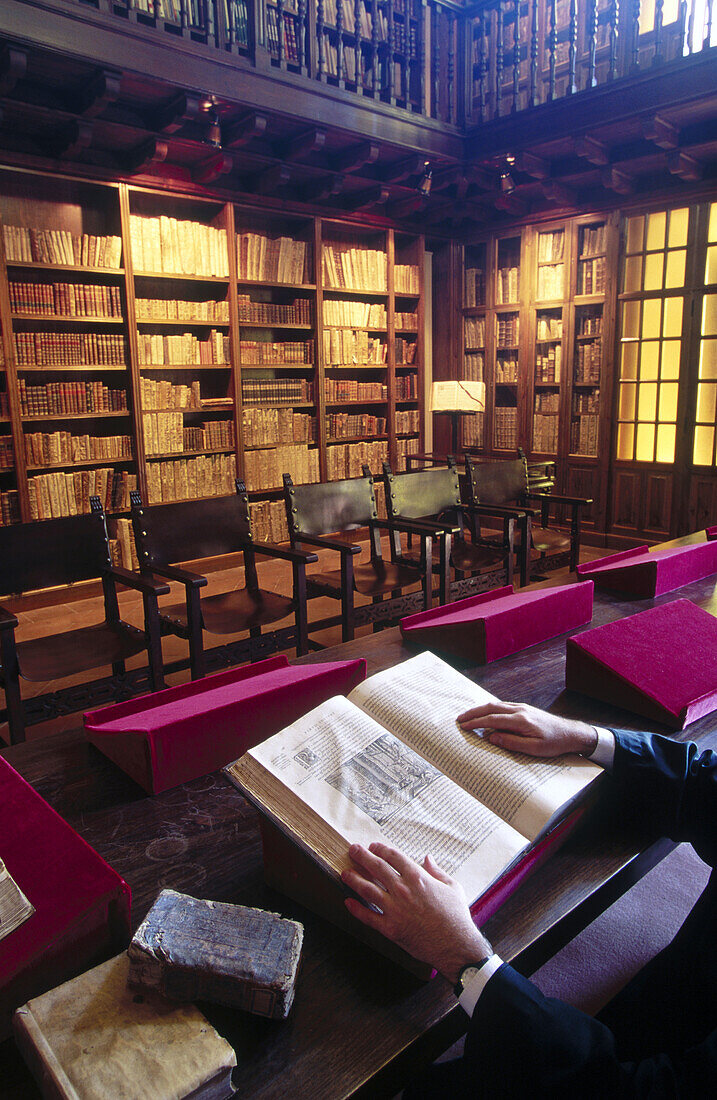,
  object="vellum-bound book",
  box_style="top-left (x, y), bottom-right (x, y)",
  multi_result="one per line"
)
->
top-left (225, 652), bottom-right (602, 973)
top-left (13, 954), bottom-right (237, 1100)
top-left (128, 890), bottom-right (303, 1019)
